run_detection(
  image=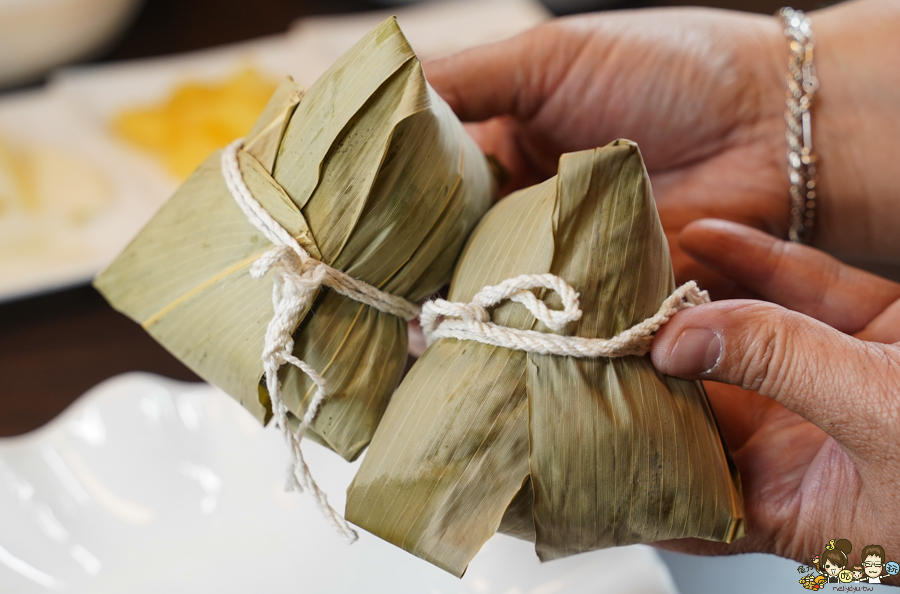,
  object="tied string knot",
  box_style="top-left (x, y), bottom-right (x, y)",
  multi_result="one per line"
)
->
top-left (422, 274), bottom-right (709, 359)
top-left (221, 139), bottom-right (421, 543)
top-left (252, 247), bottom-right (327, 361)
top-left (420, 273), bottom-right (582, 336)
top-left (252, 246), bottom-right (326, 380)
